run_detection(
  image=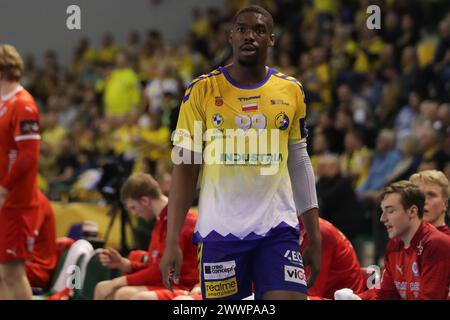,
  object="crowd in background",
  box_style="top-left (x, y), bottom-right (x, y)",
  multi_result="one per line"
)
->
top-left (23, 0), bottom-right (450, 258)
